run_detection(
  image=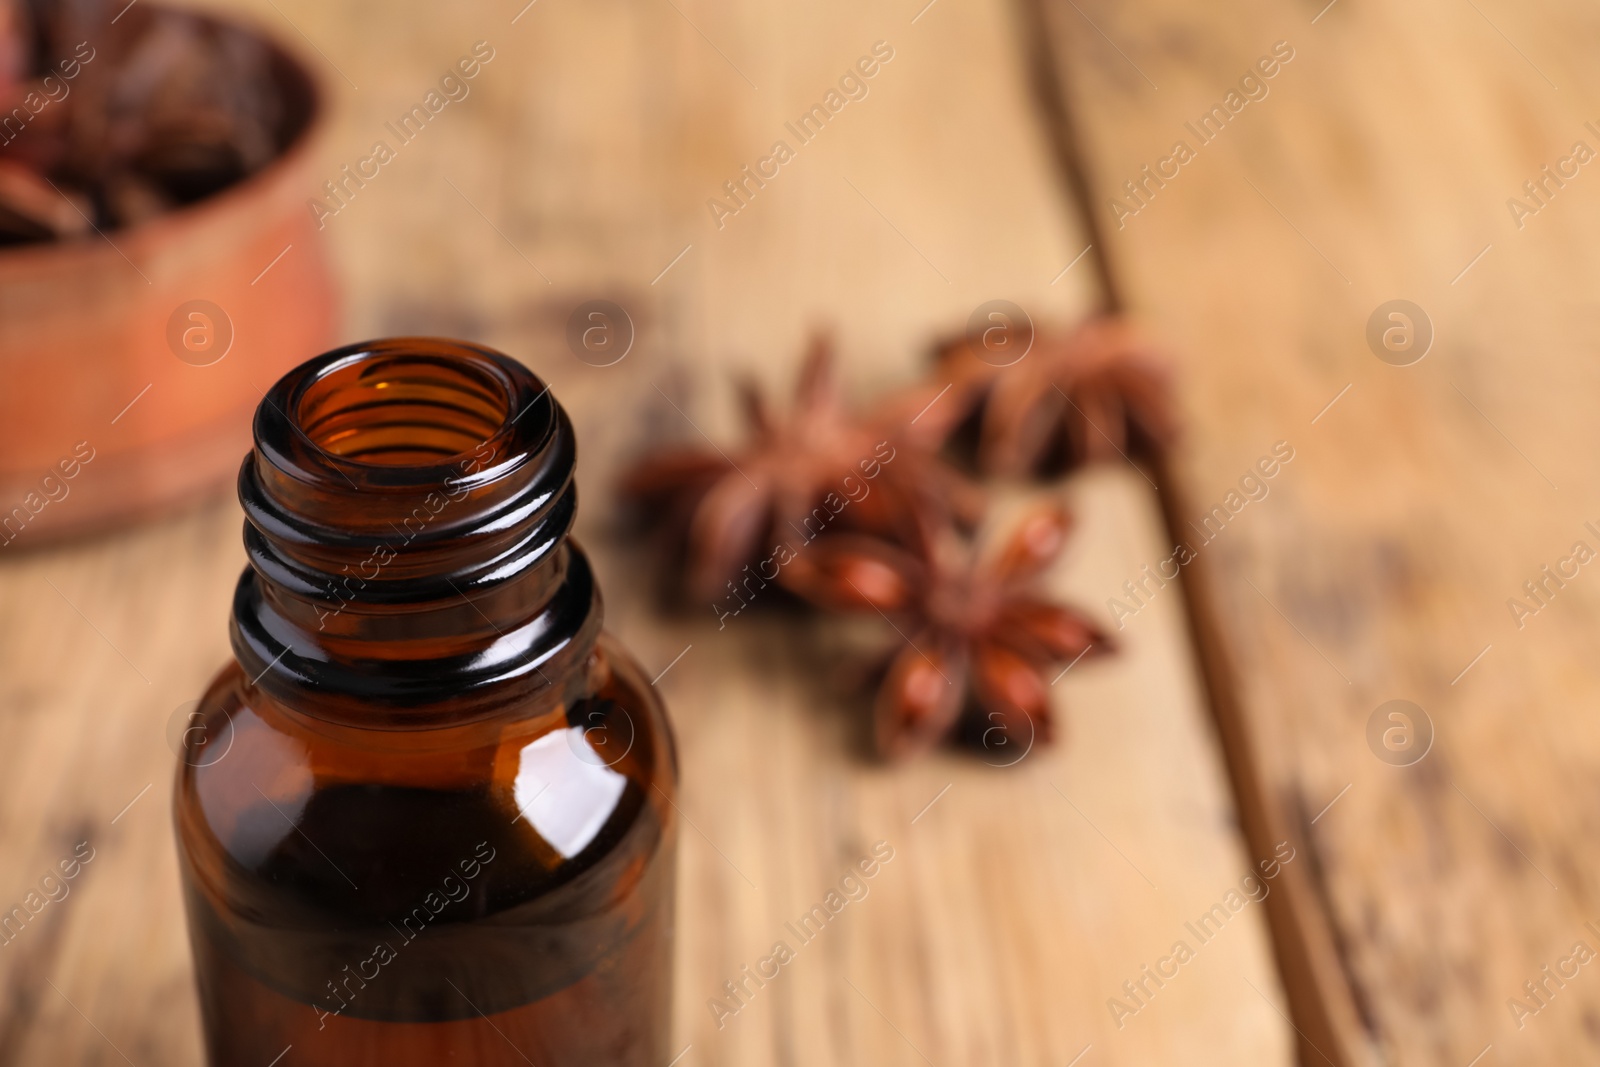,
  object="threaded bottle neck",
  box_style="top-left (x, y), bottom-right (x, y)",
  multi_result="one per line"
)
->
top-left (231, 338), bottom-right (600, 726)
